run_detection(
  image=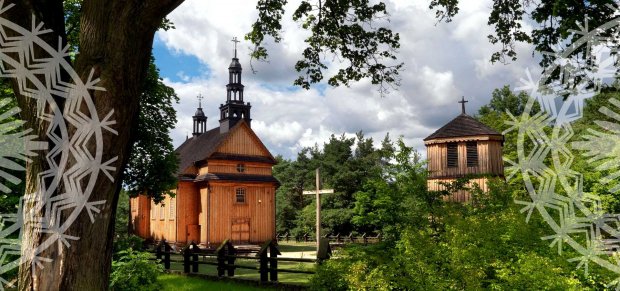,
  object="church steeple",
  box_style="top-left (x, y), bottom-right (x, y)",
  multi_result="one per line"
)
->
top-left (220, 37), bottom-right (251, 133)
top-left (193, 94), bottom-right (207, 136)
